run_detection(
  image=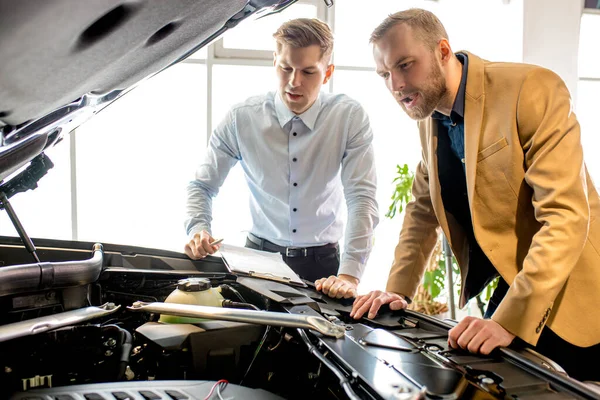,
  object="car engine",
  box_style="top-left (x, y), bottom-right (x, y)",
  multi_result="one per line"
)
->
top-left (1, 240), bottom-right (599, 400)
